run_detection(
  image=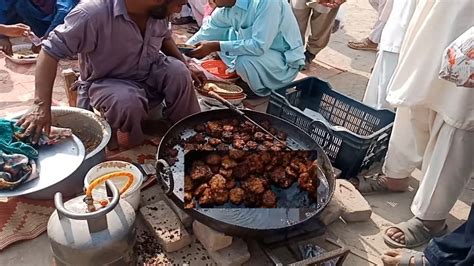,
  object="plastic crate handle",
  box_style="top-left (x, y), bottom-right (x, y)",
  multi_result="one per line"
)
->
top-left (308, 119), bottom-right (335, 150)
